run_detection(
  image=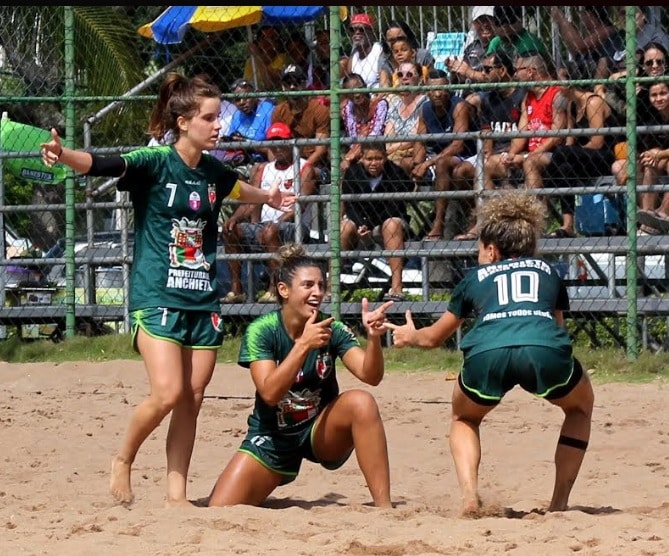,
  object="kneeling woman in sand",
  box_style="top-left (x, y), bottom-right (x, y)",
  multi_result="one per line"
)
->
top-left (207, 244), bottom-right (393, 508)
top-left (384, 191), bottom-right (594, 516)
